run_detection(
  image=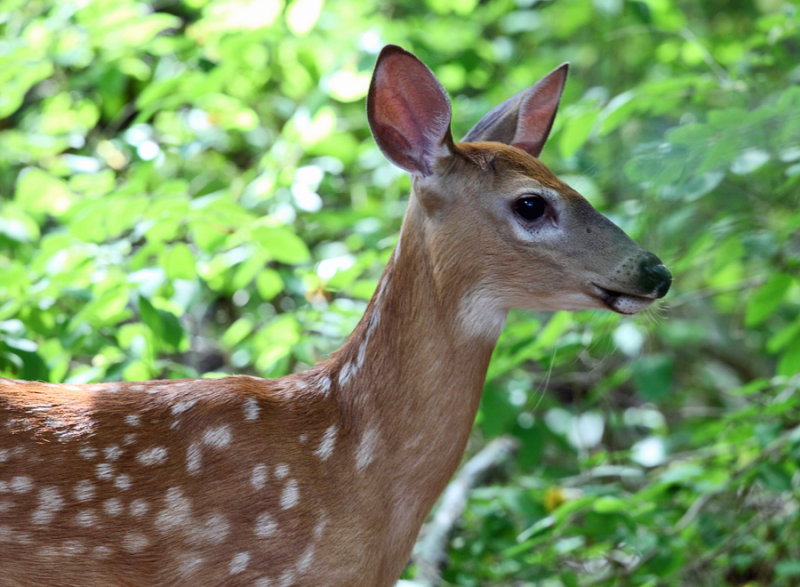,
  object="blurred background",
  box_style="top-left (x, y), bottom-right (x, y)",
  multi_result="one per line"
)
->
top-left (1, 0), bottom-right (799, 584)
